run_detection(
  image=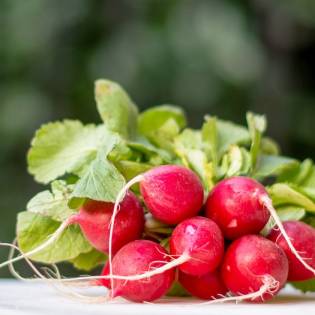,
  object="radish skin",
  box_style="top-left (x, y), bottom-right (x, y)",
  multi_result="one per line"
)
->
top-left (221, 235), bottom-right (288, 302)
top-left (170, 216), bottom-right (224, 276)
top-left (140, 165), bottom-right (204, 225)
top-left (74, 192), bottom-right (144, 254)
top-left (205, 177), bottom-right (270, 239)
top-left (106, 240), bottom-right (175, 302)
top-left (179, 270), bottom-right (228, 300)
top-left (268, 221), bottom-right (315, 281)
